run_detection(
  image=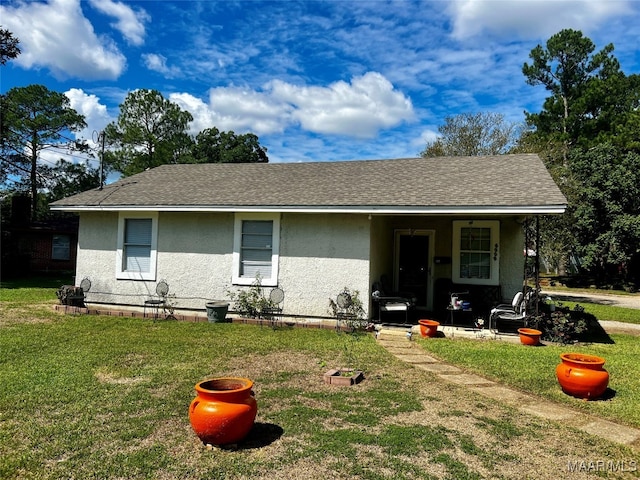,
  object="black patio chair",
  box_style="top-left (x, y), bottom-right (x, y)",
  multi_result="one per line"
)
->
top-left (144, 280), bottom-right (175, 321)
top-left (489, 288), bottom-right (534, 333)
top-left (371, 278), bottom-right (416, 324)
top-left (261, 287), bottom-right (285, 328)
